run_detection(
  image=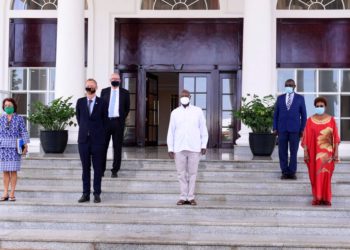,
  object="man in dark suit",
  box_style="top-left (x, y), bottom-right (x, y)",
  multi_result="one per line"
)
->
top-left (273, 79), bottom-right (307, 180)
top-left (76, 78), bottom-right (108, 203)
top-left (101, 73), bottom-right (130, 178)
